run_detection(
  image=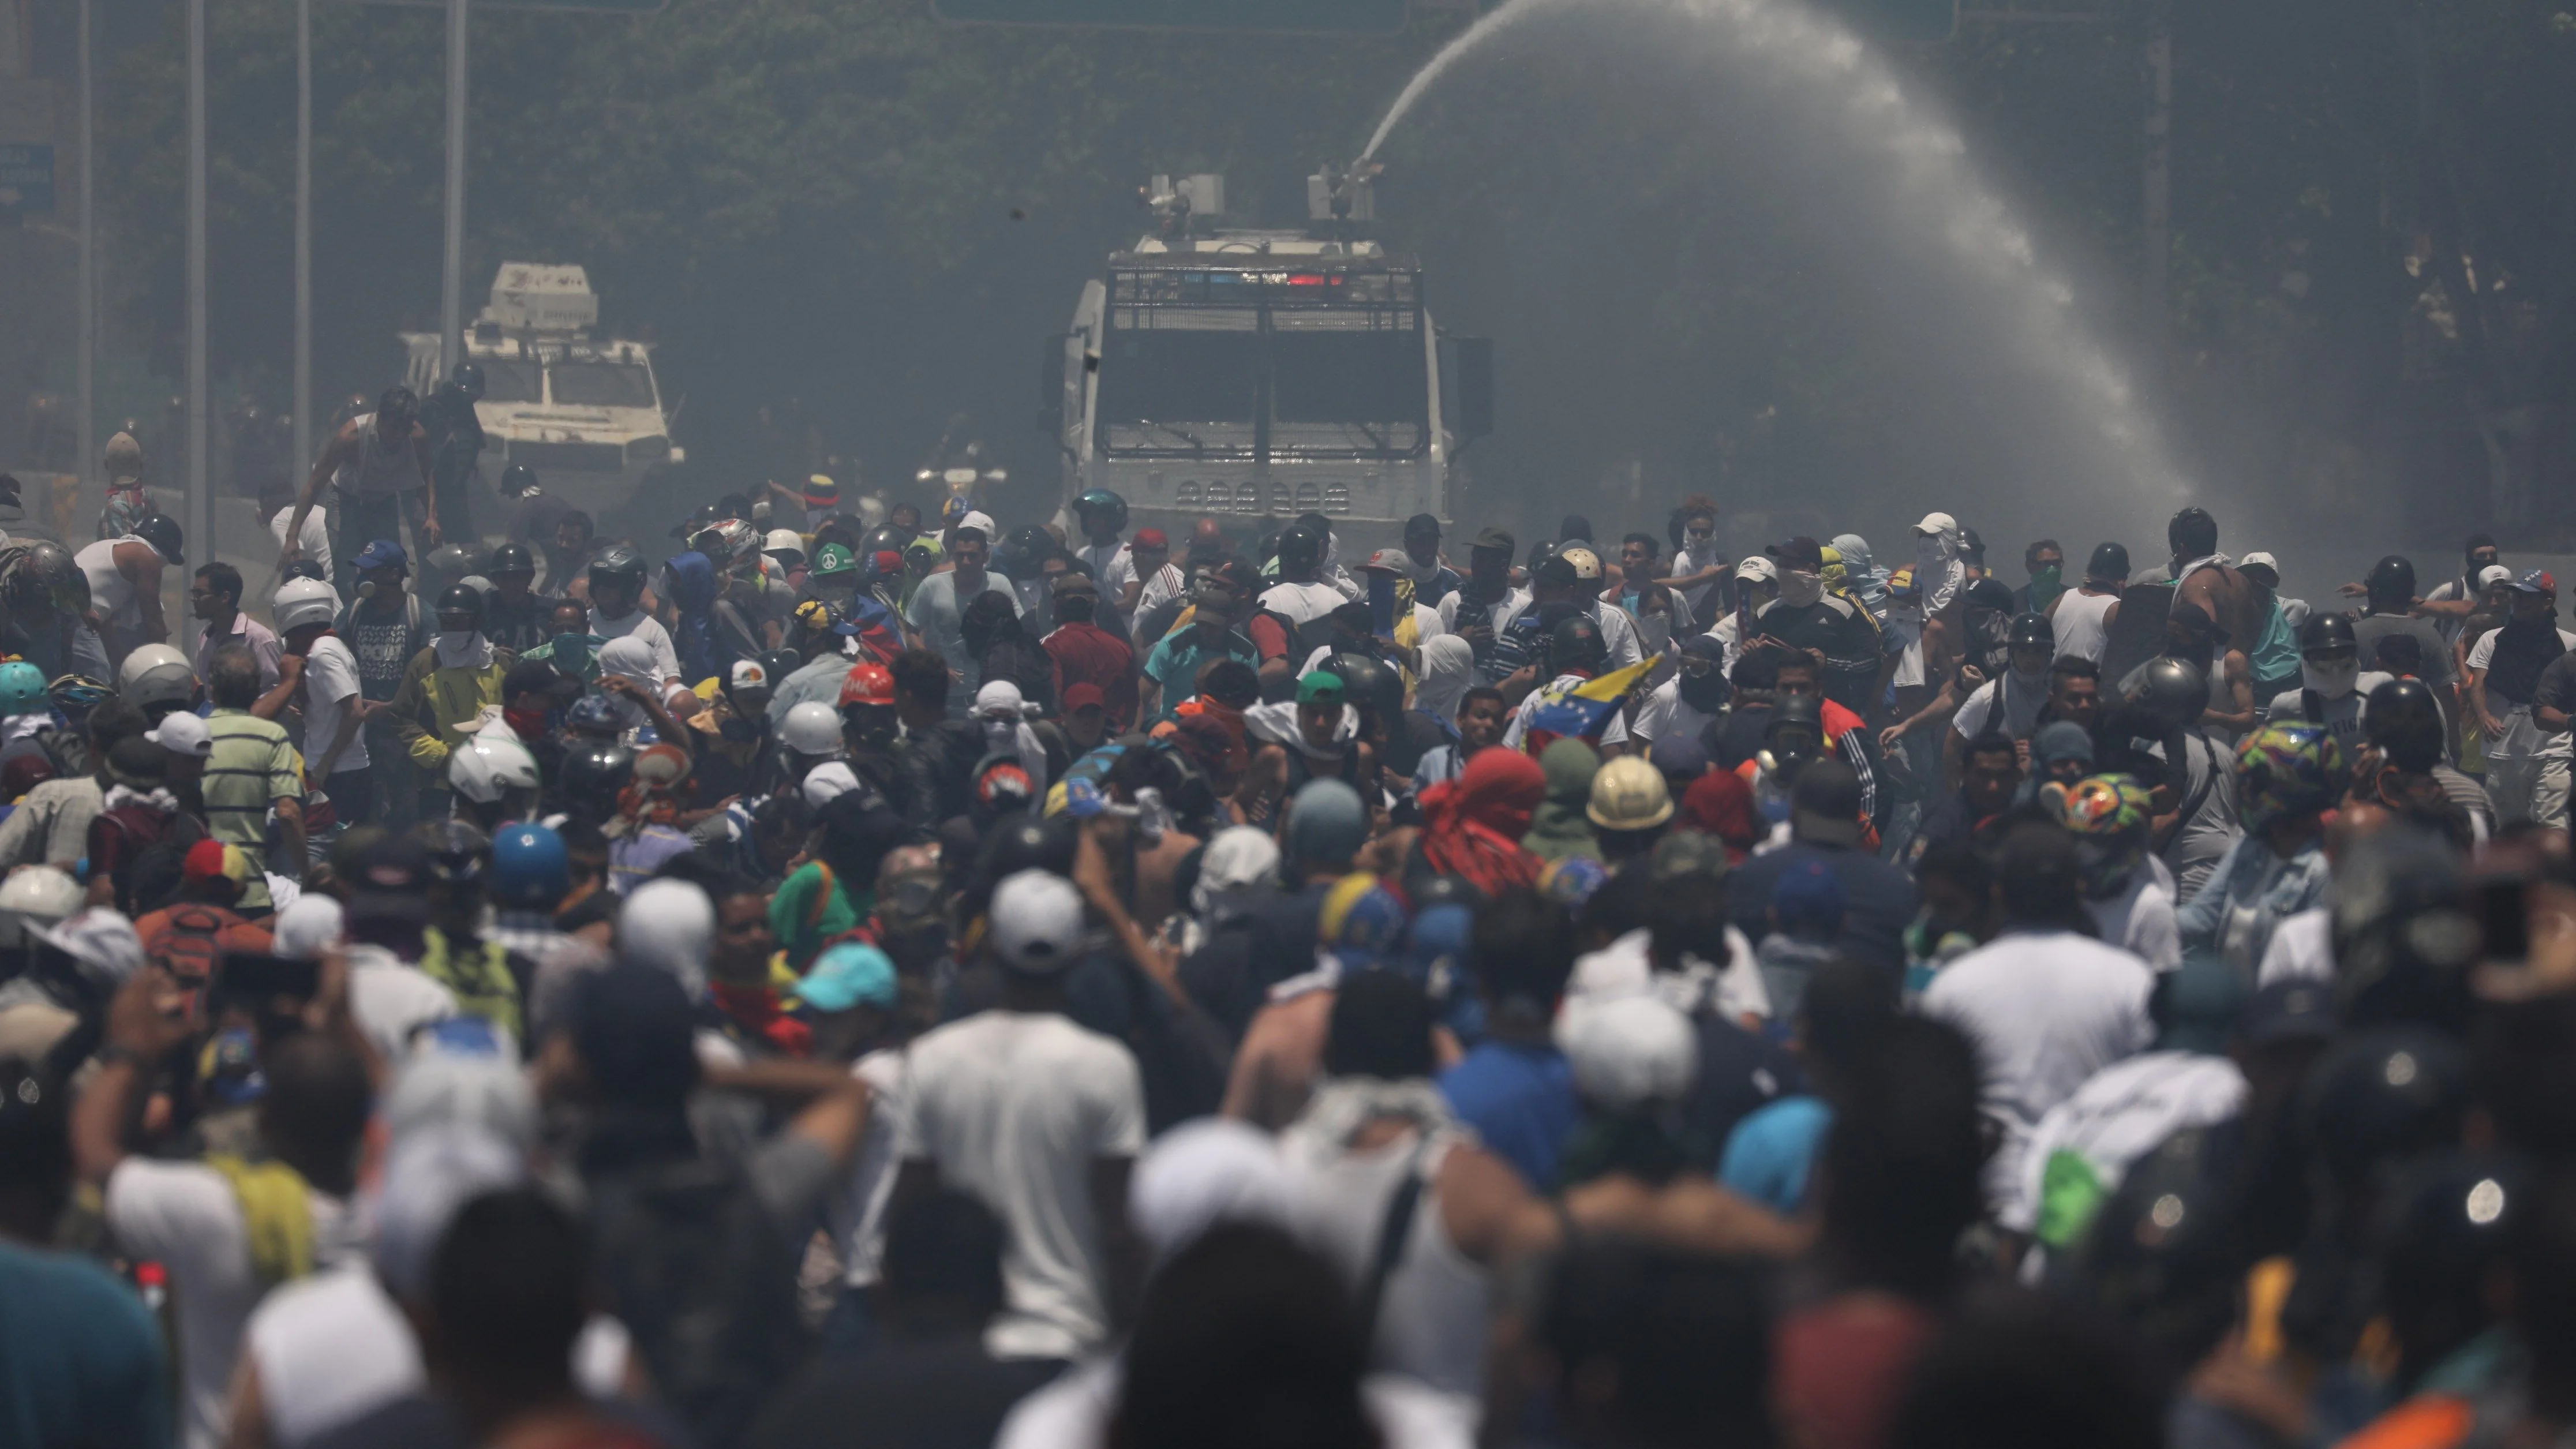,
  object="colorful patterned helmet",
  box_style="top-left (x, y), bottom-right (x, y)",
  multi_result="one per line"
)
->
top-left (2236, 722), bottom-right (2345, 834)
top-left (2062, 774), bottom-right (2152, 839)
